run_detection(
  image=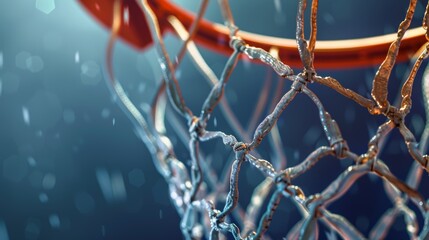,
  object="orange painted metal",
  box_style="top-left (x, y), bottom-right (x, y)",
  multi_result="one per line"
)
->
top-left (79, 0), bottom-right (426, 69)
